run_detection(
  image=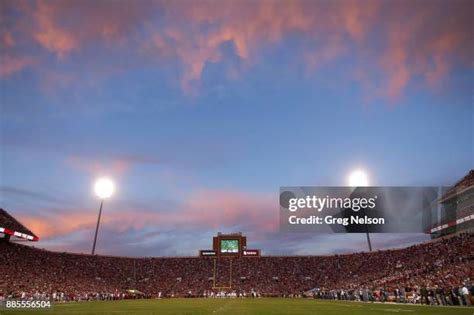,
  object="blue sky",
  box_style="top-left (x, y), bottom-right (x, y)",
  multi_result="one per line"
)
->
top-left (0, 0), bottom-right (472, 256)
